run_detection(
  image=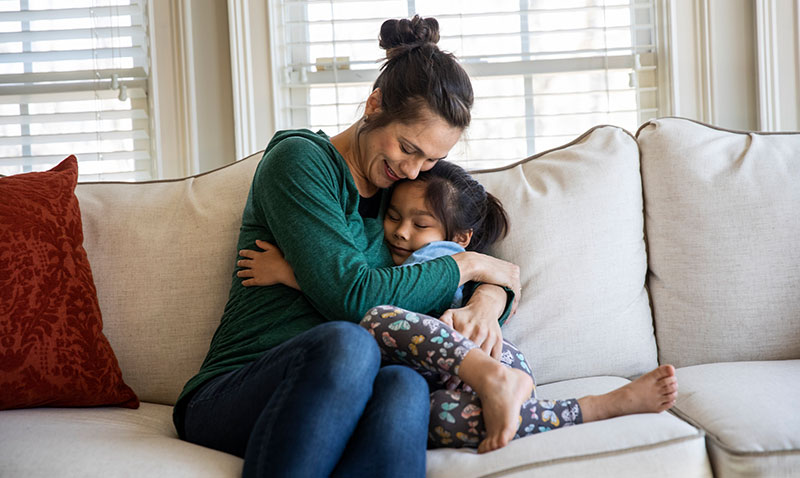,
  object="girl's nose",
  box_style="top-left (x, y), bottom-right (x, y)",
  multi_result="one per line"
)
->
top-left (393, 225), bottom-right (408, 240)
